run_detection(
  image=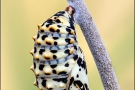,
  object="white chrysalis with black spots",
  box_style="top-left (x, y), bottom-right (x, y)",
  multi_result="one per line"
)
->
top-left (30, 6), bottom-right (90, 90)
